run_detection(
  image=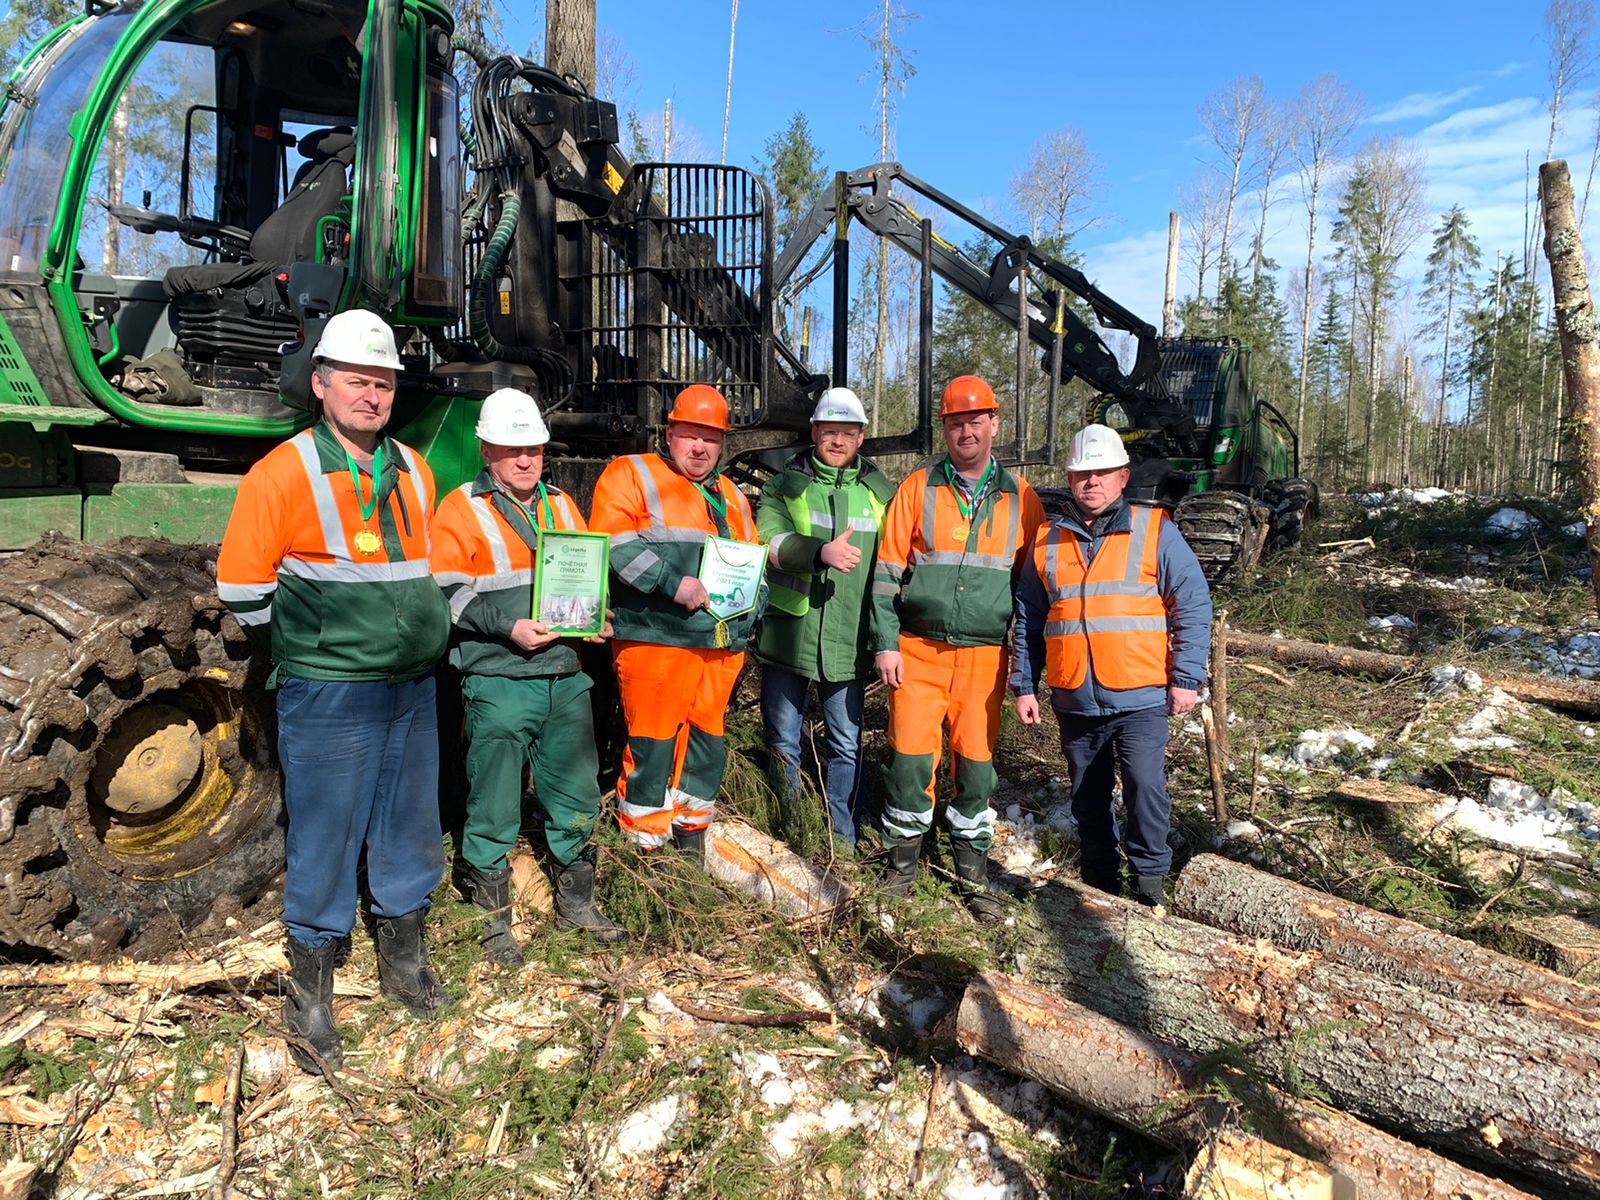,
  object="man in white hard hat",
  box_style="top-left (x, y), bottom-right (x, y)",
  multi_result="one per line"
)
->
top-left (755, 387), bottom-right (896, 850)
top-left (1010, 423), bottom-right (1211, 907)
top-left (218, 309), bottom-right (452, 1074)
top-left (431, 388), bottom-right (623, 961)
